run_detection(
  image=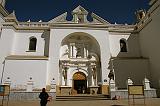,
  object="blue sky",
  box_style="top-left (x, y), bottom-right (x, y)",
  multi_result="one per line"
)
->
top-left (5, 0), bottom-right (150, 24)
